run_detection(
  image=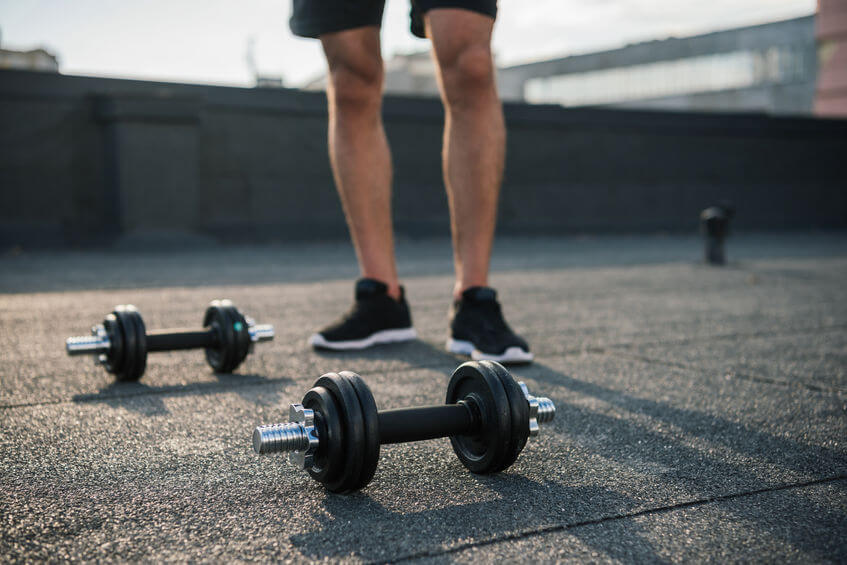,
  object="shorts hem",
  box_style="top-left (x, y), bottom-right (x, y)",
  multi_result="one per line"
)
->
top-left (411, 1), bottom-right (497, 38)
top-left (415, 0), bottom-right (496, 18)
top-left (291, 19), bottom-right (382, 39)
